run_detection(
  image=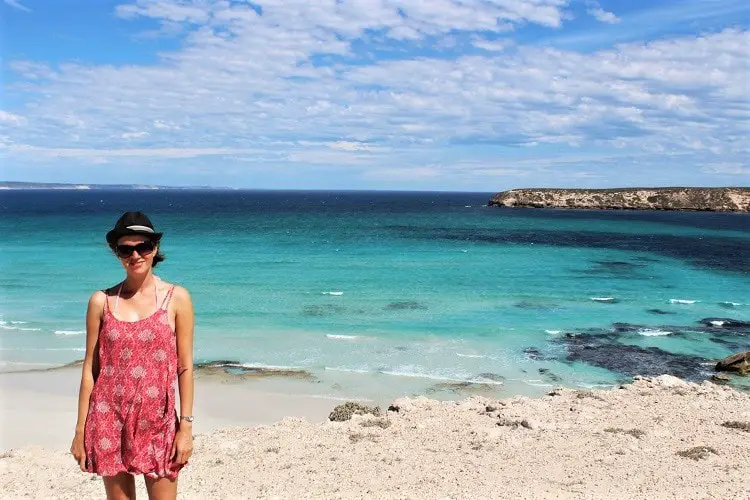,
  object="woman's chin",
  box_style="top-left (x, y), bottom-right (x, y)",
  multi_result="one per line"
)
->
top-left (126, 262), bottom-right (150, 274)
